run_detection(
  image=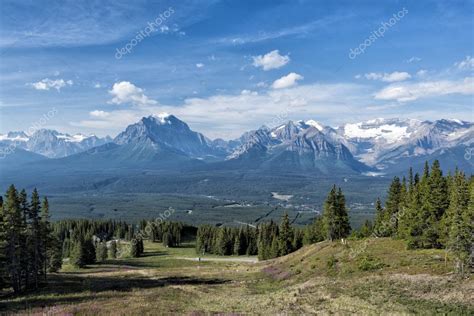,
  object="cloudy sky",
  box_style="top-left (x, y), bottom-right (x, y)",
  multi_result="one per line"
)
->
top-left (0, 0), bottom-right (473, 139)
